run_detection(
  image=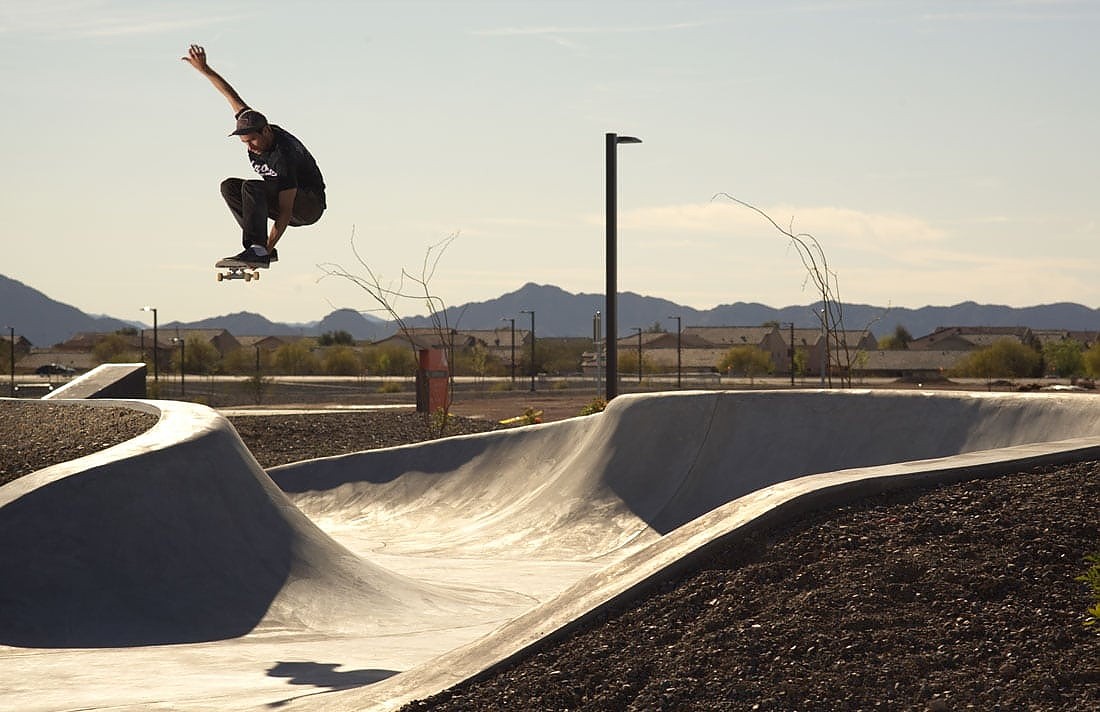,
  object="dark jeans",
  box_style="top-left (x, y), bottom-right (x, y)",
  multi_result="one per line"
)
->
top-left (220, 178), bottom-right (325, 249)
